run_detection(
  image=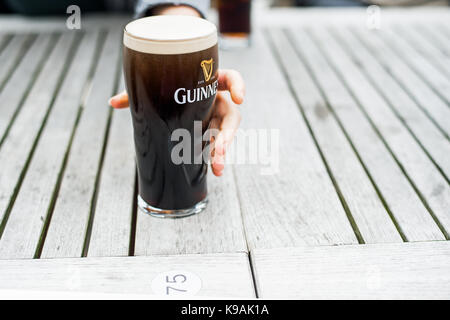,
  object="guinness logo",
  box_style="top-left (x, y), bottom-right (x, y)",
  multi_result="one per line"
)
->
top-left (200, 59), bottom-right (214, 82)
